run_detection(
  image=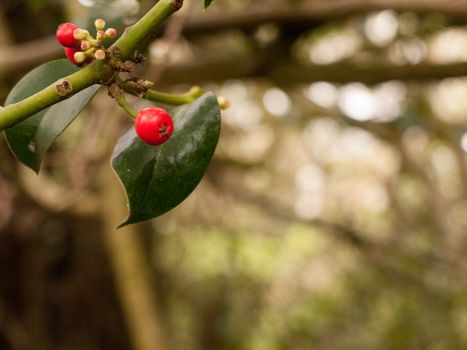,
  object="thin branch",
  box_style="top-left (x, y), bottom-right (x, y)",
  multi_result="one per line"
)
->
top-left (123, 83), bottom-right (203, 105)
top-left (116, 94), bottom-right (138, 118)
